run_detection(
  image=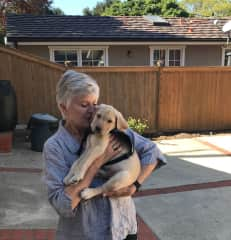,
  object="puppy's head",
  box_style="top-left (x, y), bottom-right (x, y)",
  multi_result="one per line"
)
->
top-left (91, 104), bottom-right (128, 135)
